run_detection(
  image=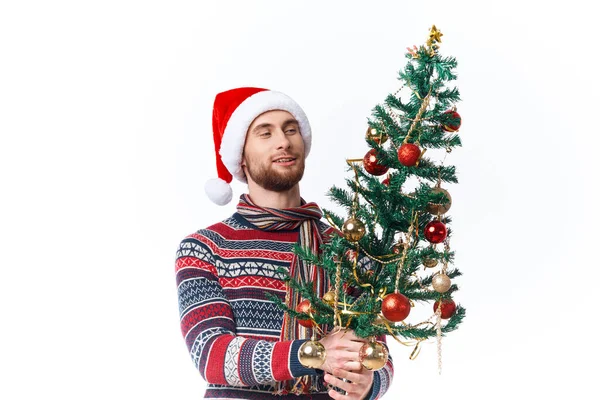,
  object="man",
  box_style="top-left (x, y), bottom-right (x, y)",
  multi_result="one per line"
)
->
top-left (175, 87), bottom-right (394, 399)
